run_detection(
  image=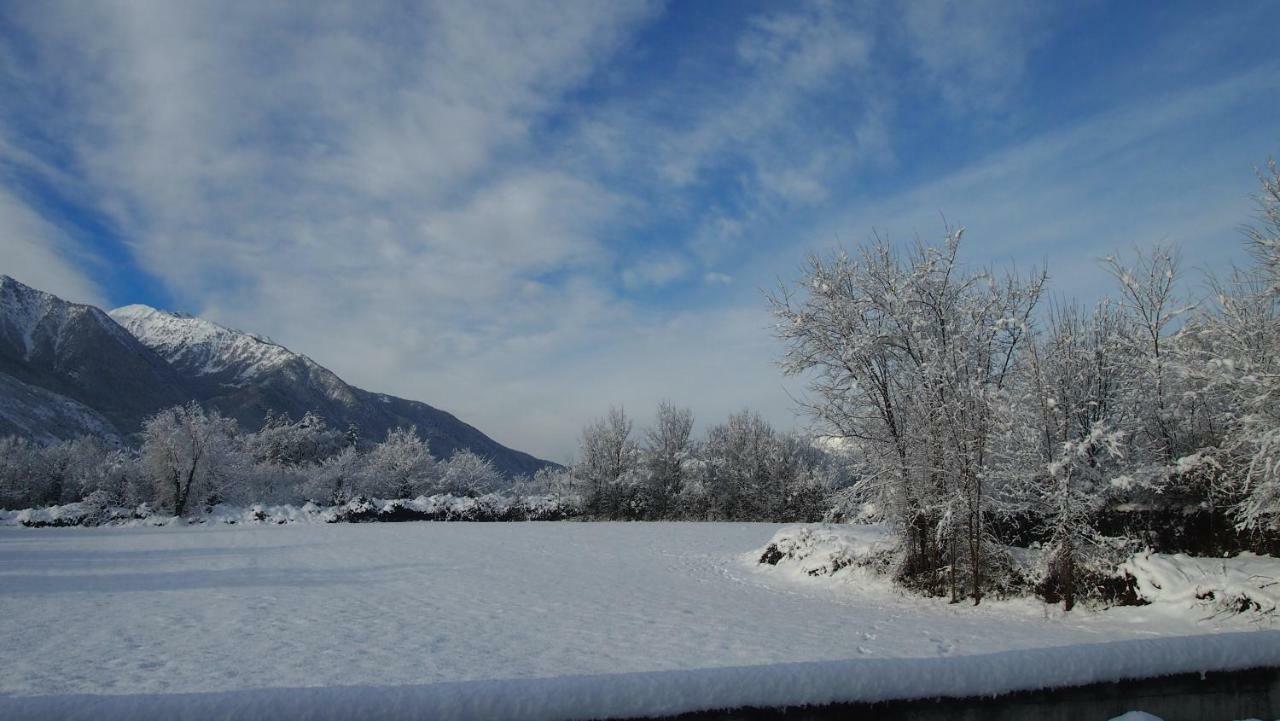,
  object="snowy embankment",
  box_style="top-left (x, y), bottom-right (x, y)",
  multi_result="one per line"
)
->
top-left (2, 523), bottom-right (1278, 720)
top-left (761, 524), bottom-right (1280, 622)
